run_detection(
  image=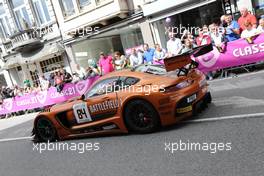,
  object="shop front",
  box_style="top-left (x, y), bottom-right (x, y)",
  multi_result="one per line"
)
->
top-left (71, 23), bottom-right (144, 69)
top-left (144, 0), bottom-right (224, 49)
